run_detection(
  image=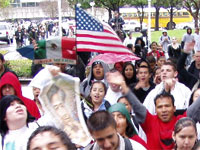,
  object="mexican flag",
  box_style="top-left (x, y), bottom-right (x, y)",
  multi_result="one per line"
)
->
top-left (34, 37), bottom-right (77, 64)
